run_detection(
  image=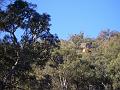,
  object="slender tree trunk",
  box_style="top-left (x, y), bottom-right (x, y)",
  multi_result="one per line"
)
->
top-left (3, 30), bottom-right (20, 89)
top-left (59, 75), bottom-right (68, 90)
